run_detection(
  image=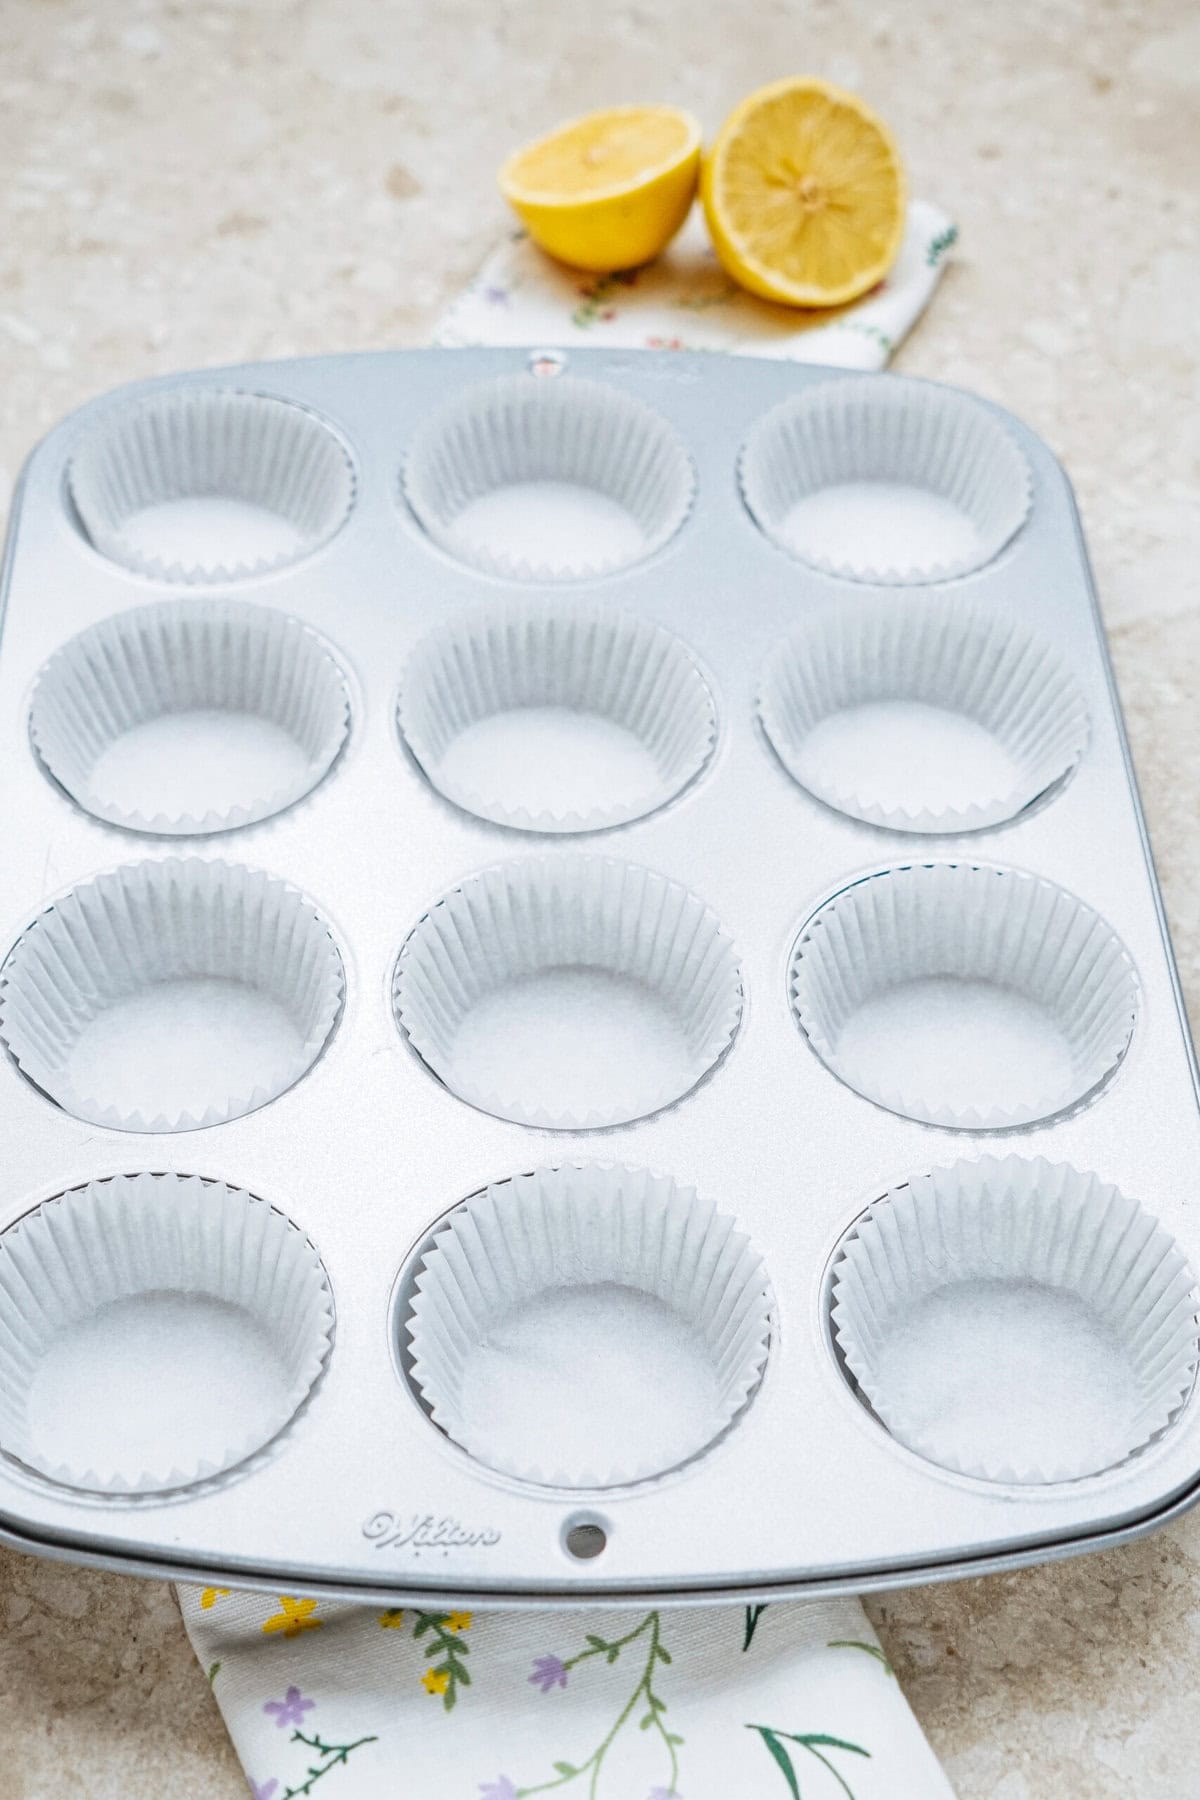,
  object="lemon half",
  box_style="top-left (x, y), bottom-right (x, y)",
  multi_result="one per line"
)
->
top-left (499, 105), bottom-right (702, 273)
top-left (702, 78), bottom-right (906, 307)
